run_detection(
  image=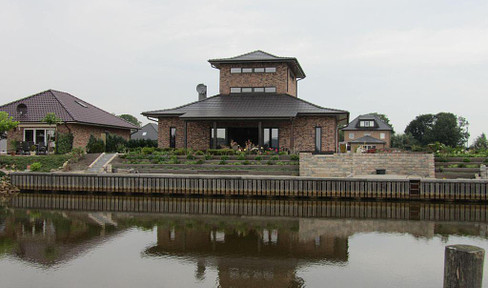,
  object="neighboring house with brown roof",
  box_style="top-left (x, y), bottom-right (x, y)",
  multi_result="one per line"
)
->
top-left (143, 50), bottom-right (349, 153)
top-left (0, 89), bottom-right (137, 152)
top-left (342, 114), bottom-right (393, 152)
